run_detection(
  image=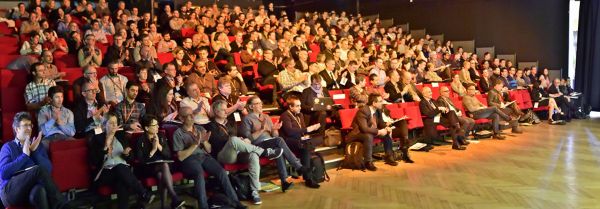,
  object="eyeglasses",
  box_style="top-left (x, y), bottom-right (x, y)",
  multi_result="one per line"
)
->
top-left (251, 102), bottom-right (263, 106)
top-left (84, 89), bottom-right (100, 93)
top-left (18, 124), bottom-right (33, 128)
